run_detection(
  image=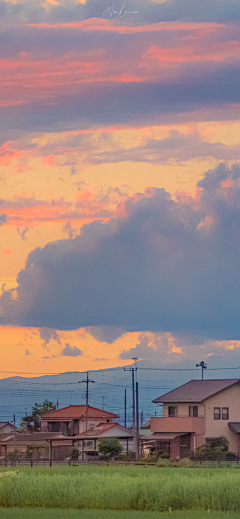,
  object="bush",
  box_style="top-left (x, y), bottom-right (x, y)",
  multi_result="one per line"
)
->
top-left (227, 451), bottom-right (239, 460)
top-left (192, 436), bottom-right (229, 460)
top-left (69, 447), bottom-right (79, 461)
top-left (25, 444), bottom-right (41, 460)
top-left (8, 449), bottom-right (21, 461)
top-left (98, 437), bottom-right (123, 458)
